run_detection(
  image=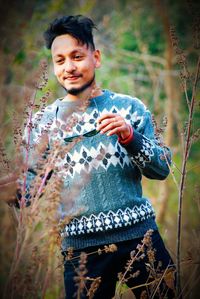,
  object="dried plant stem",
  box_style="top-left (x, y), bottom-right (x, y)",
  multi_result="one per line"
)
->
top-left (187, 163), bottom-right (200, 172)
top-left (36, 167), bottom-right (51, 196)
top-left (127, 265), bottom-right (169, 295)
top-left (183, 80), bottom-right (190, 110)
top-left (130, 278), bottom-right (159, 291)
top-left (41, 267), bottom-right (51, 299)
top-left (70, 246), bottom-right (116, 261)
top-left (12, 90), bottom-right (38, 282)
top-left (163, 149), bottom-right (179, 191)
top-left (116, 243), bottom-right (145, 293)
top-left (23, 90), bottom-right (37, 197)
top-left (10, 227), bottom-right (30, 276)
top-left (150, 265), bottom-right (169, 299)
top-left (3, 227), bottom-right (30, 299)
top-left (176, 56), bottom-right (200, 296)
top-left (177, 263), bottom-right (199, 299)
